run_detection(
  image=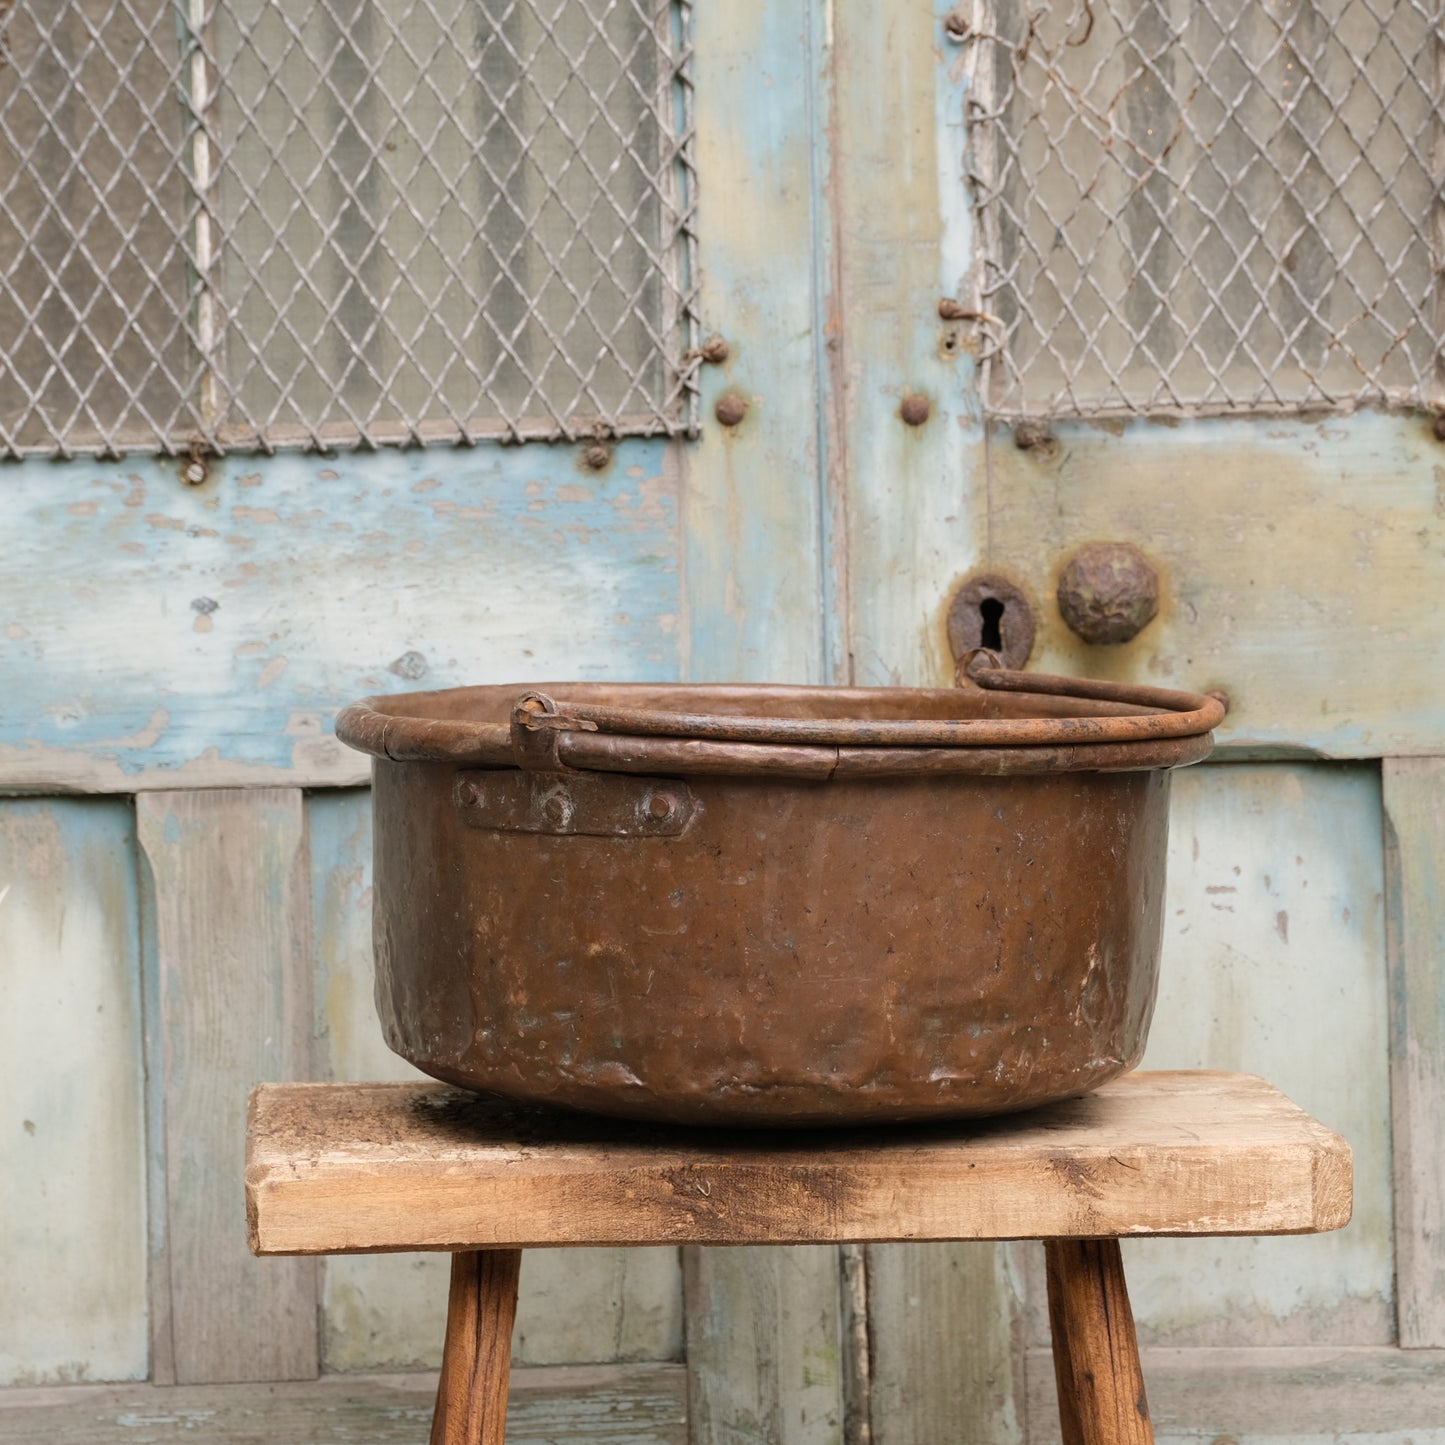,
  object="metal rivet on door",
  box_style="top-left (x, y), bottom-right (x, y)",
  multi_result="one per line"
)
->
top-left (714, 393), bottom-right (748, 427)
top-left (1056, 542), bottom-right (1160, 645)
